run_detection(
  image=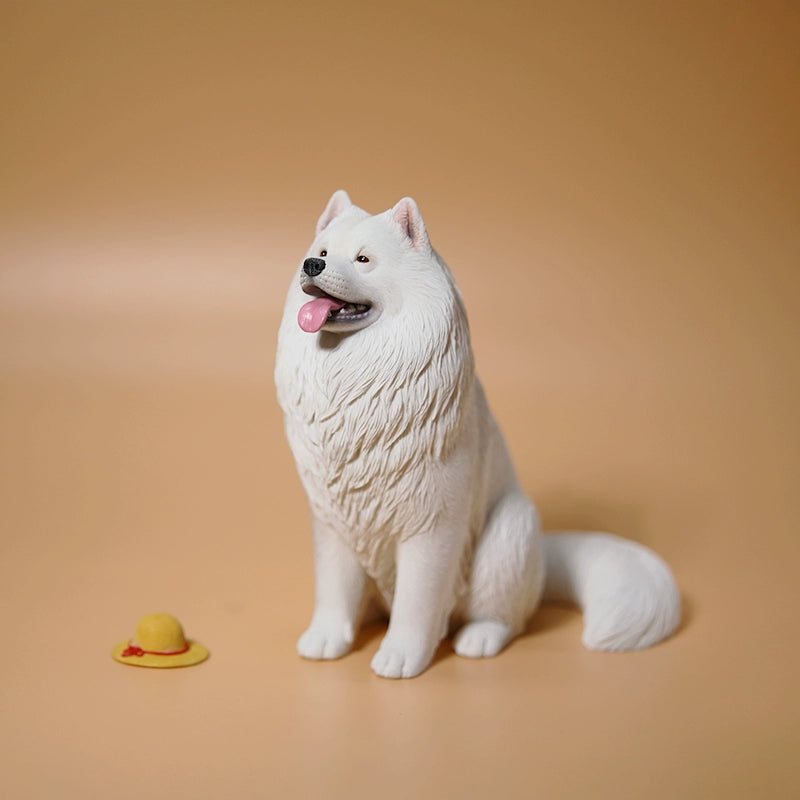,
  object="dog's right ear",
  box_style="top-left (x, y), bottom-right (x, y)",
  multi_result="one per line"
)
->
top-left (316, 190), bottom-right (353, 235)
